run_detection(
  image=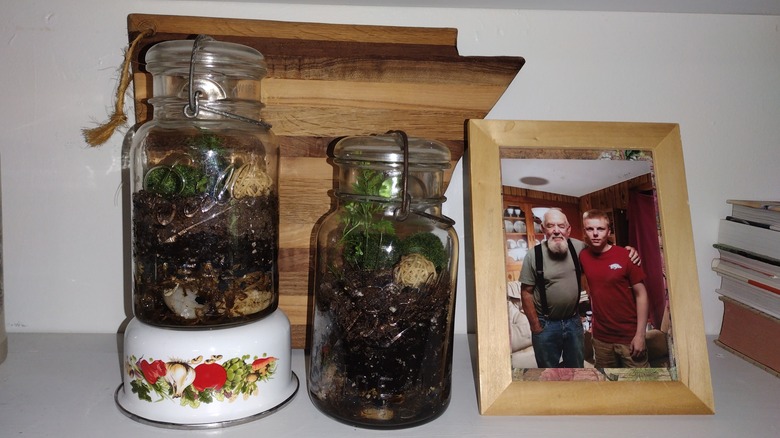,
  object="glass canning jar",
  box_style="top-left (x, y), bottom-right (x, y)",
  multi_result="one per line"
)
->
top-left (127, 36), bottom-right (278, 328)
top-left (308, 132), bottom-right (458, 428)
